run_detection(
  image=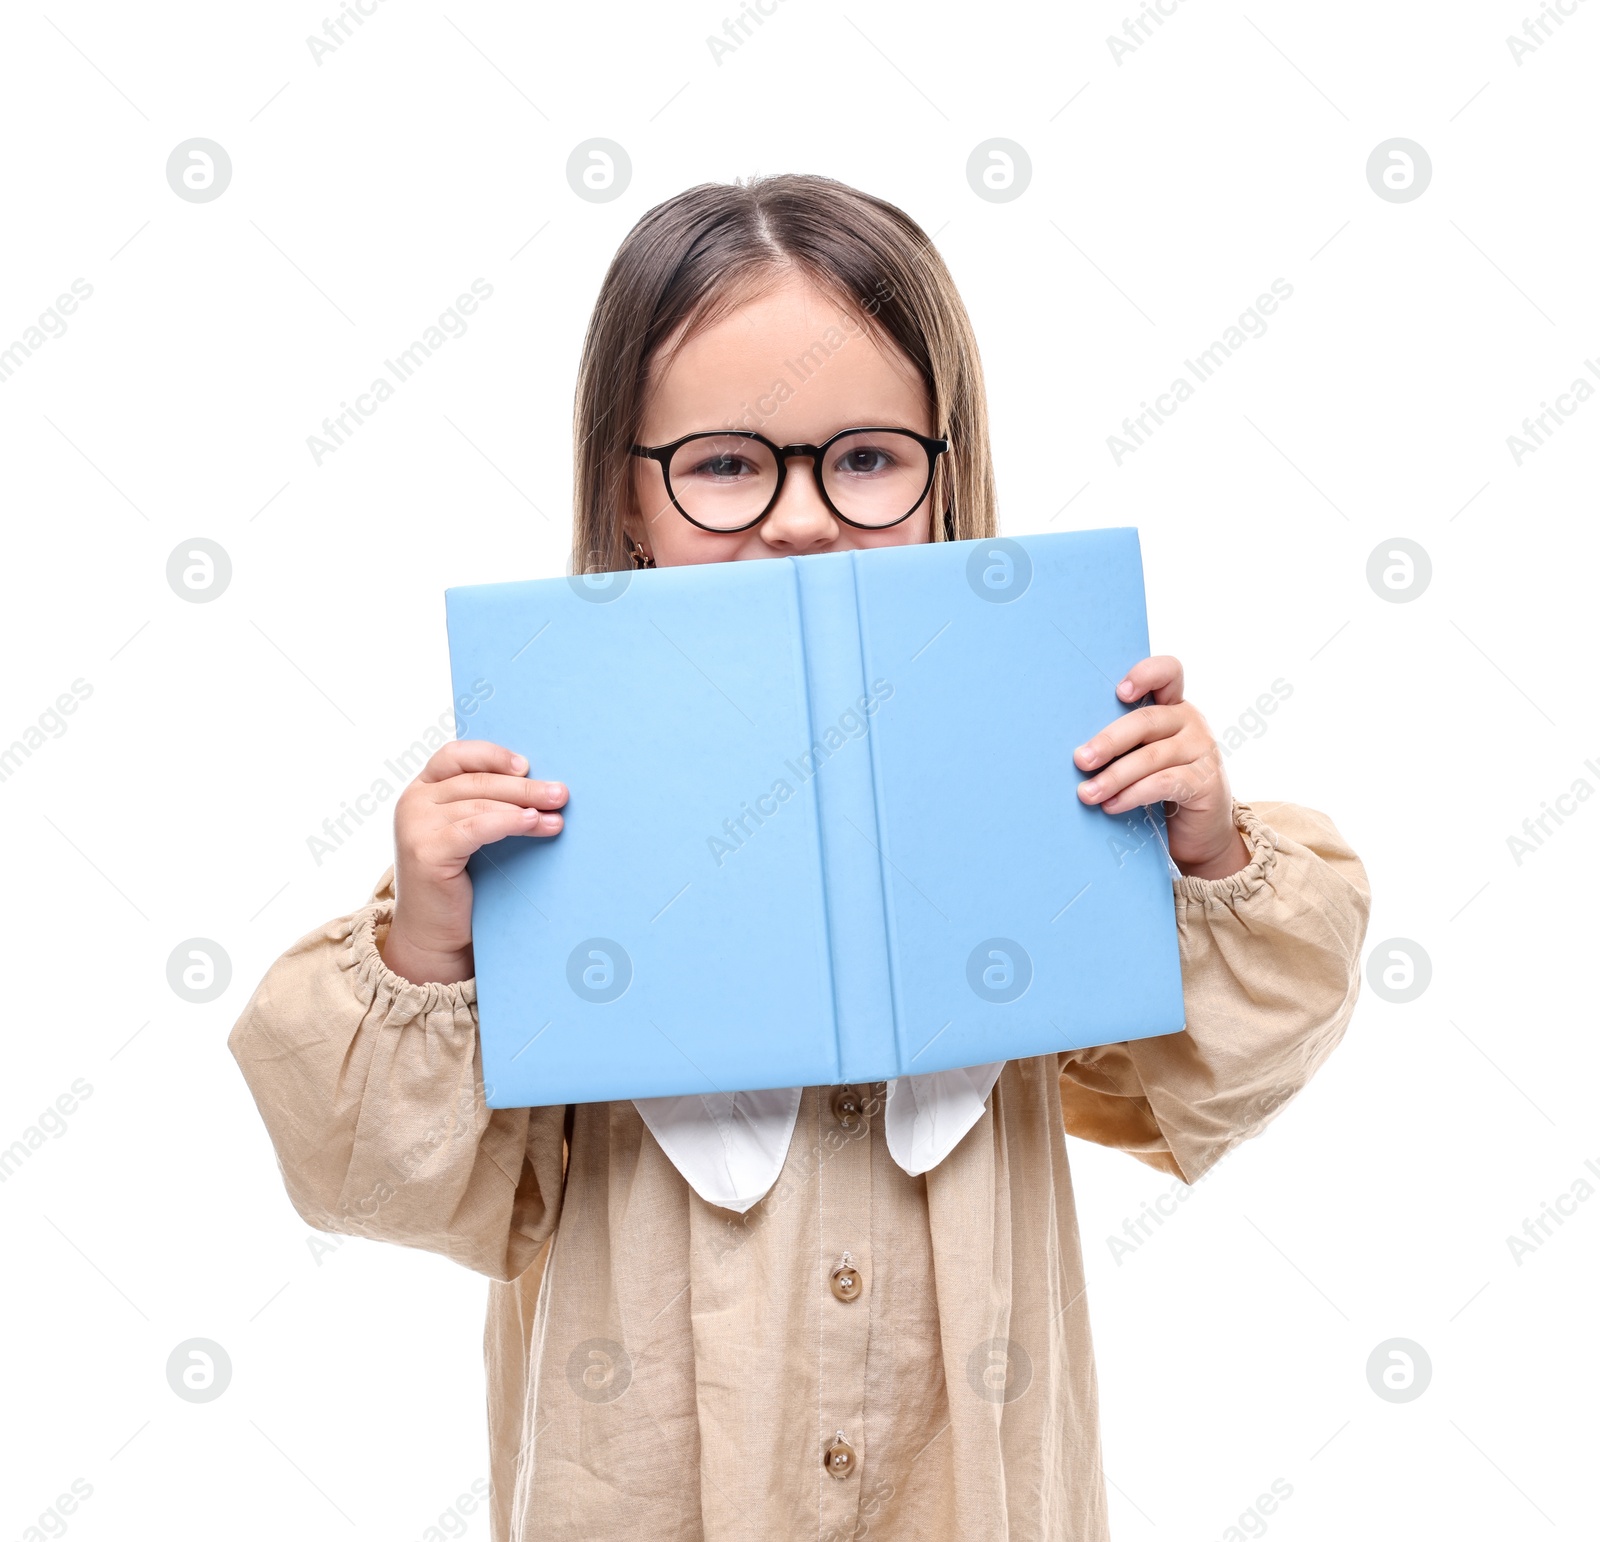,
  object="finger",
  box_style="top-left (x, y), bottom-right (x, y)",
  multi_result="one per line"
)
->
top-left (1112, 654), bottom-right (1184, 708)
top-left (1078, 735), bottom-right (1196, 807)
top-left (1074, 703), bottom-right (1190, 771)
top-left (418, 739), bottom-right (530, 784)
top-left (434, 770), bottom-right (567, 812)
top-left (427, 802), bottom-right (564, 862)
top-left (1093, 765), bottom-right (1211, 817)
top-left (441, 795), bottom-right (566, 832)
